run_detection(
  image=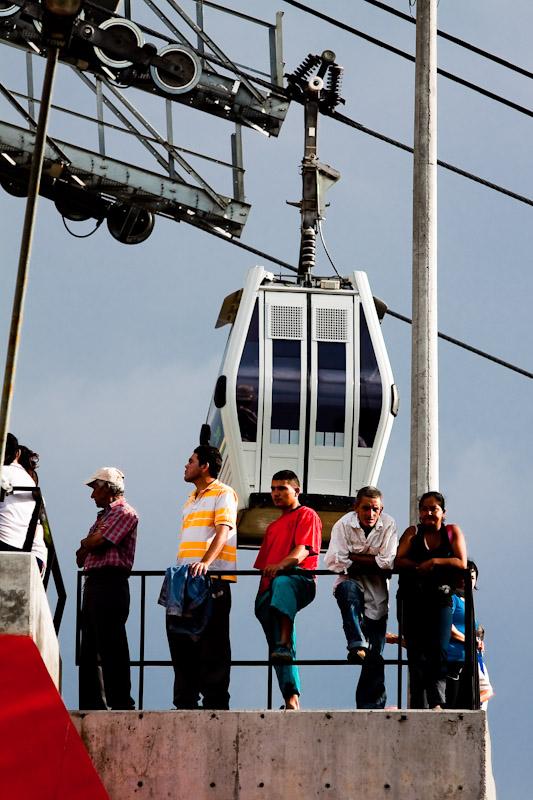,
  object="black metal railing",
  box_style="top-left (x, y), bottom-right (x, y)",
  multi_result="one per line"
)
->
top-left (75, 566), bottom-right (479, 711)
top-left (3, 486), bottom-right (67, 632)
